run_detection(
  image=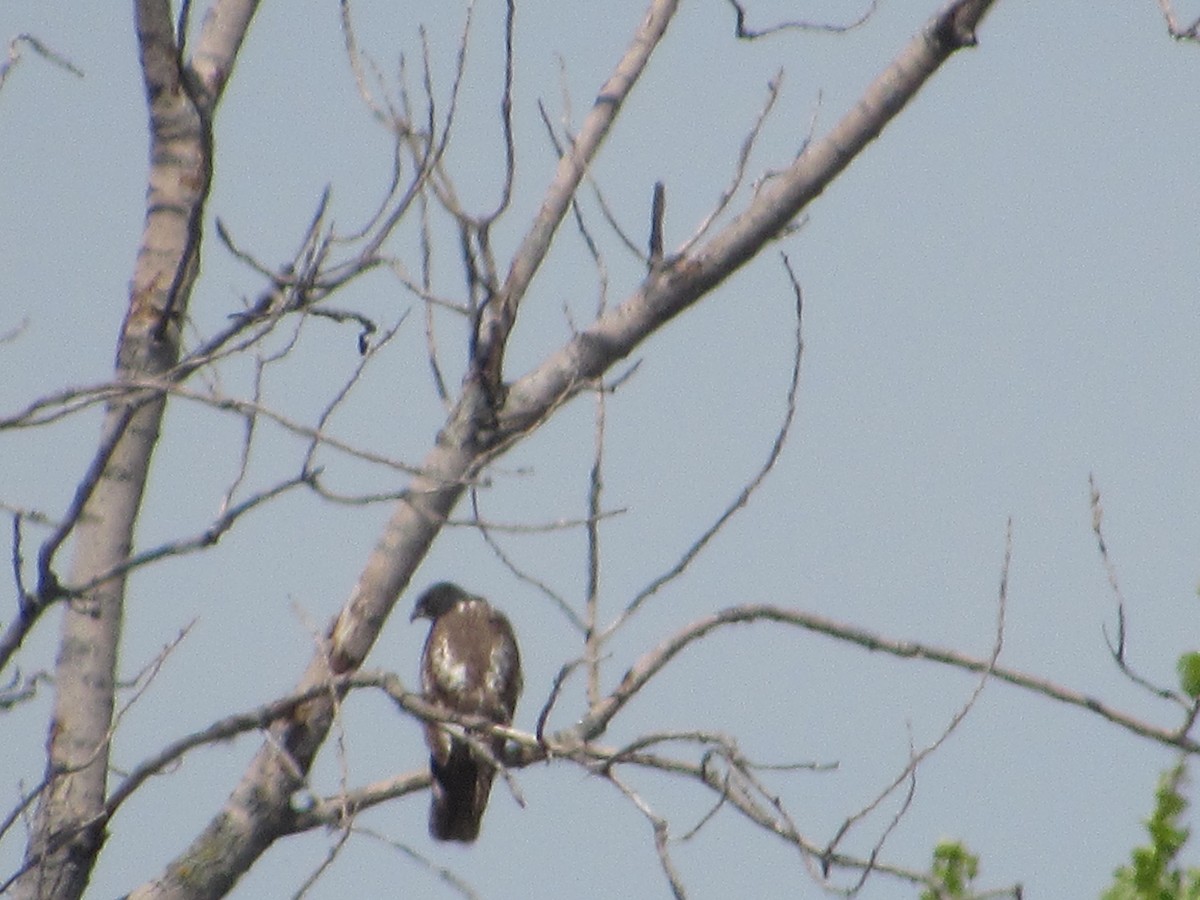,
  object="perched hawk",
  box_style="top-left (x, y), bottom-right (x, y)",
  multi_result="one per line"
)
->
top-left (410, 582), bottom-right (523, 842)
